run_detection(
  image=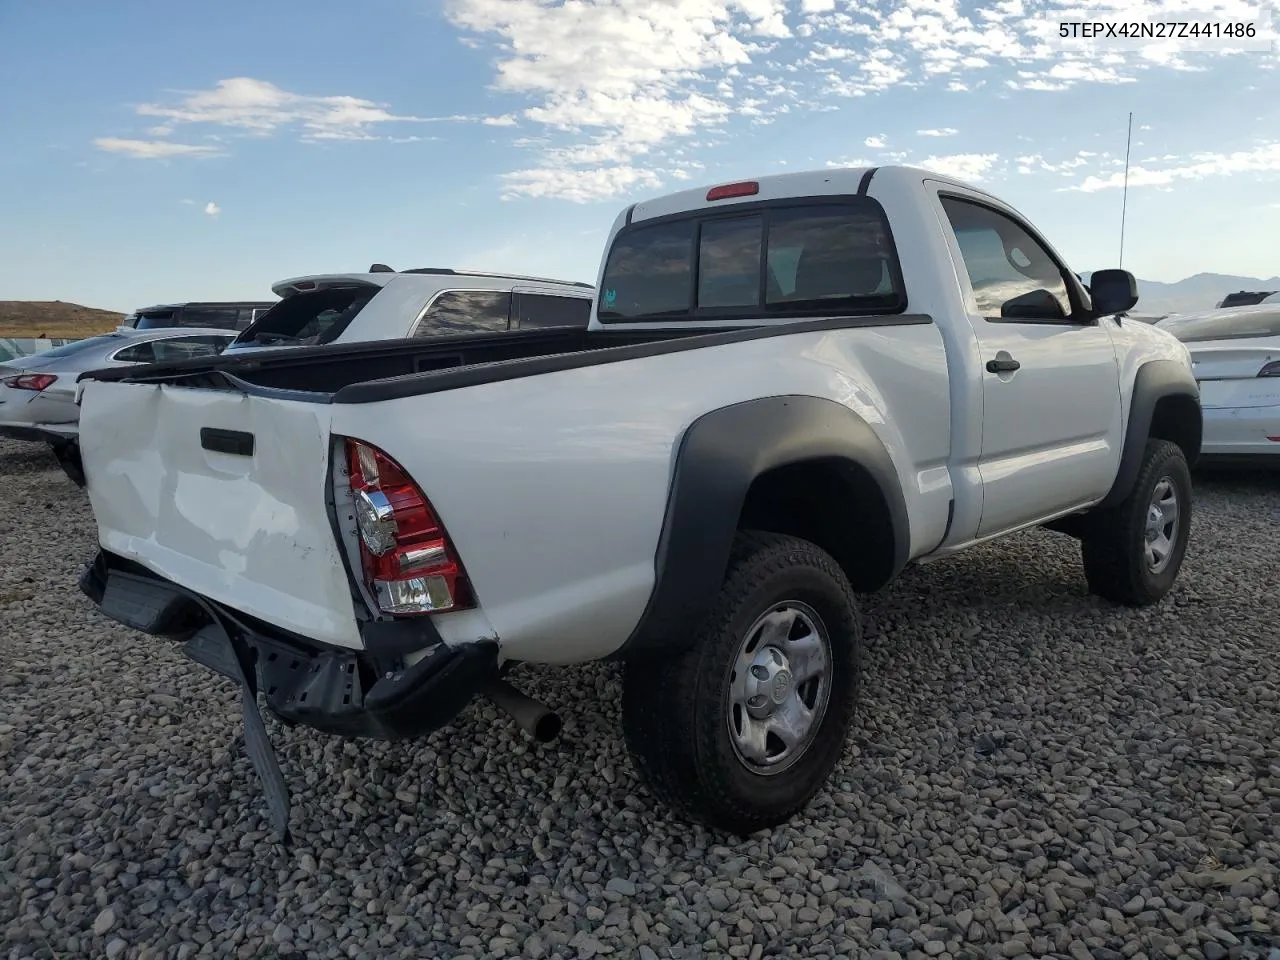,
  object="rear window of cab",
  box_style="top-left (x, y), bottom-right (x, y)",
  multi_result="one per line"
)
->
top-left (597, 197), bottom-right (906, 323)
